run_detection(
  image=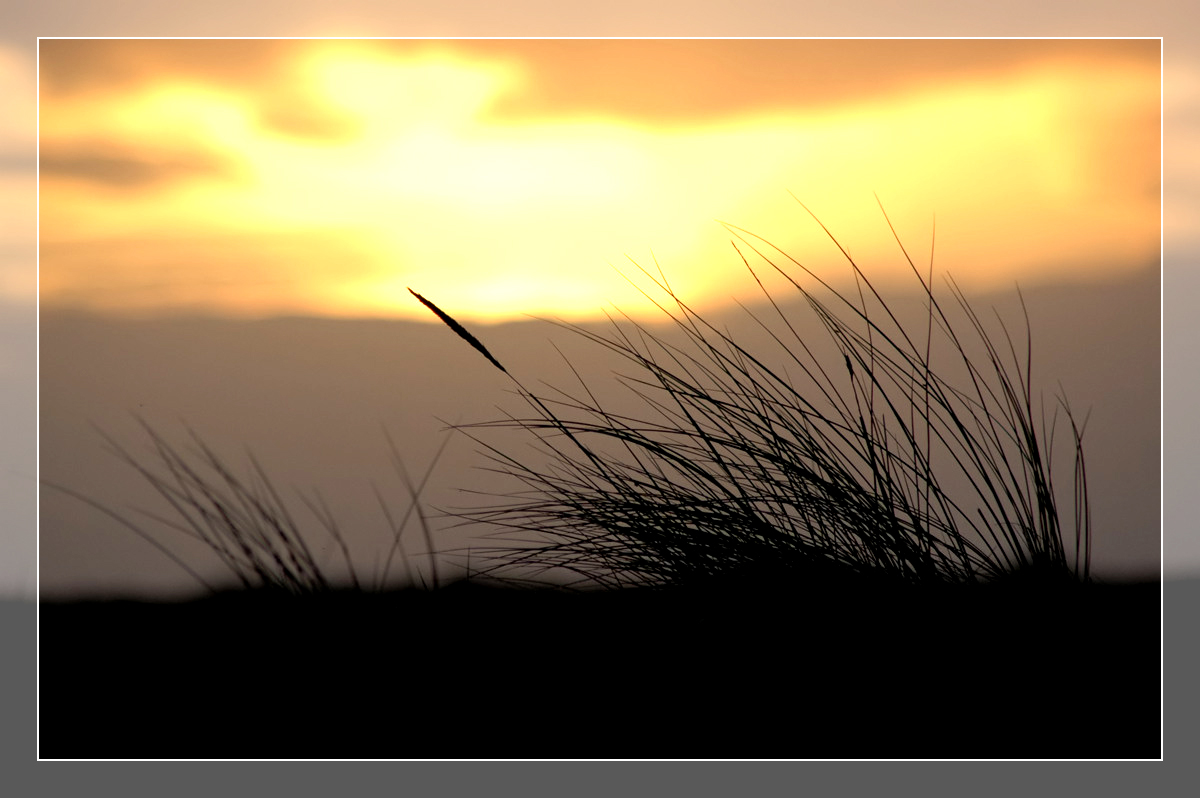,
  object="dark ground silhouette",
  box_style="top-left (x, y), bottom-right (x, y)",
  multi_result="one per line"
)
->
top-left (39, 573), bottom-right (1160, 759)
